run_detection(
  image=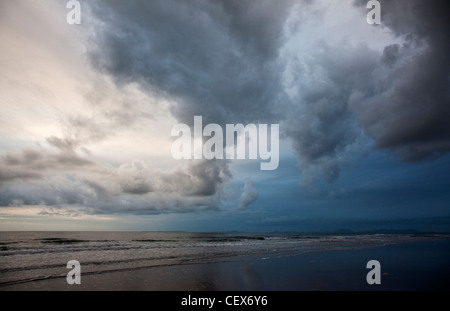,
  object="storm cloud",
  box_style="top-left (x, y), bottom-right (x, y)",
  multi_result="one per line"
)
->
top-left (352, 0), bottom-right (450, 161)
top-left (85, 0), bottom-right (298, 126)
top-left (286, 0), bottom-right (450, 181)
top-left (1, 0), bottom-right (449, 220)
top-left (84, 0), bottom-right (450, 182)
